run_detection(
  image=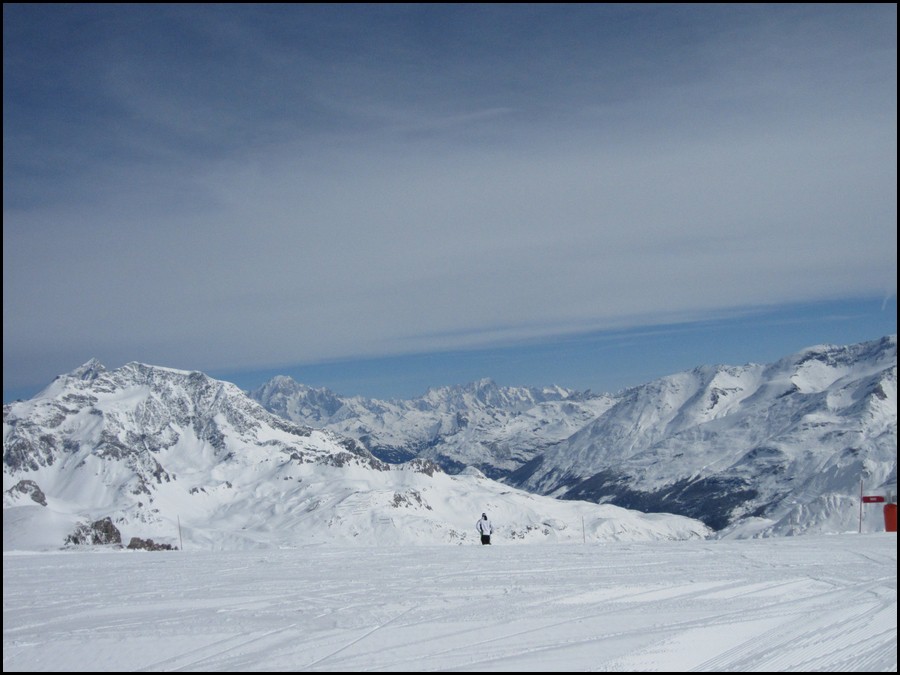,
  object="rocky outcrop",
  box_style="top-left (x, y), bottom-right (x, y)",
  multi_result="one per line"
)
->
top-left (65, 517), bottom-right (122, 546)
top-left (5, 479), bottom-right (47, 506)
top-left (126, 537), bottom-right (177, 551)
